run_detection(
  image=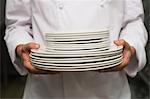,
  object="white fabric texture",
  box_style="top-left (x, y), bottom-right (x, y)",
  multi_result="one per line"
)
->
top-left (4, 0), bottom-right (148, 99)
